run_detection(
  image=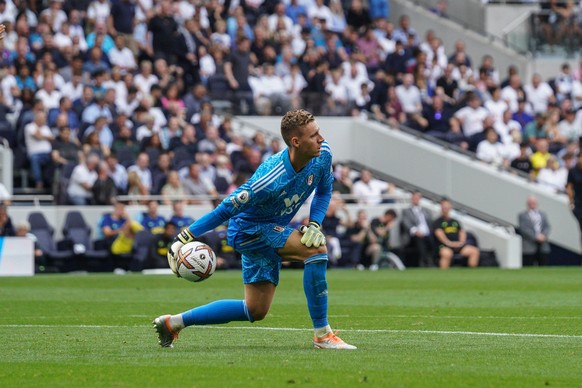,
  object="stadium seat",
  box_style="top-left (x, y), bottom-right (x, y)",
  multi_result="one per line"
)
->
top-left (61, 210), bottom-right (109, 271)
top-left (130, 229), bottom-right (153, 272)
top-left (28, 212), bottom-right (74, 272)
